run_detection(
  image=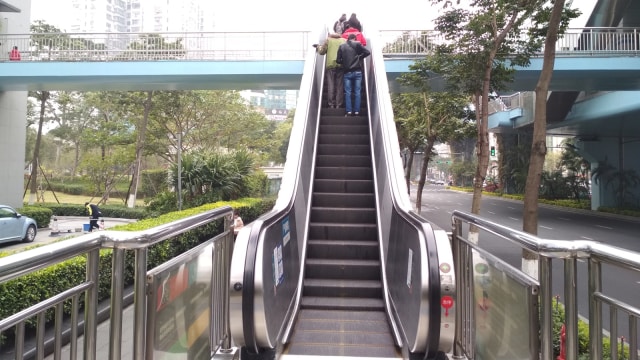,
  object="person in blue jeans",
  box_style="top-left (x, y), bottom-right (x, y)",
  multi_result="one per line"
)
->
top-left (336, 33), bottom-right (370, 116)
